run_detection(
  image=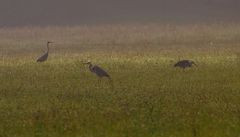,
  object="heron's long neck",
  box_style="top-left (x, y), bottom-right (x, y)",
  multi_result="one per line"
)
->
top-left (47, 44), bottom-right (49, 53)
top-left (89, 64), bottom-right (94, 72)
